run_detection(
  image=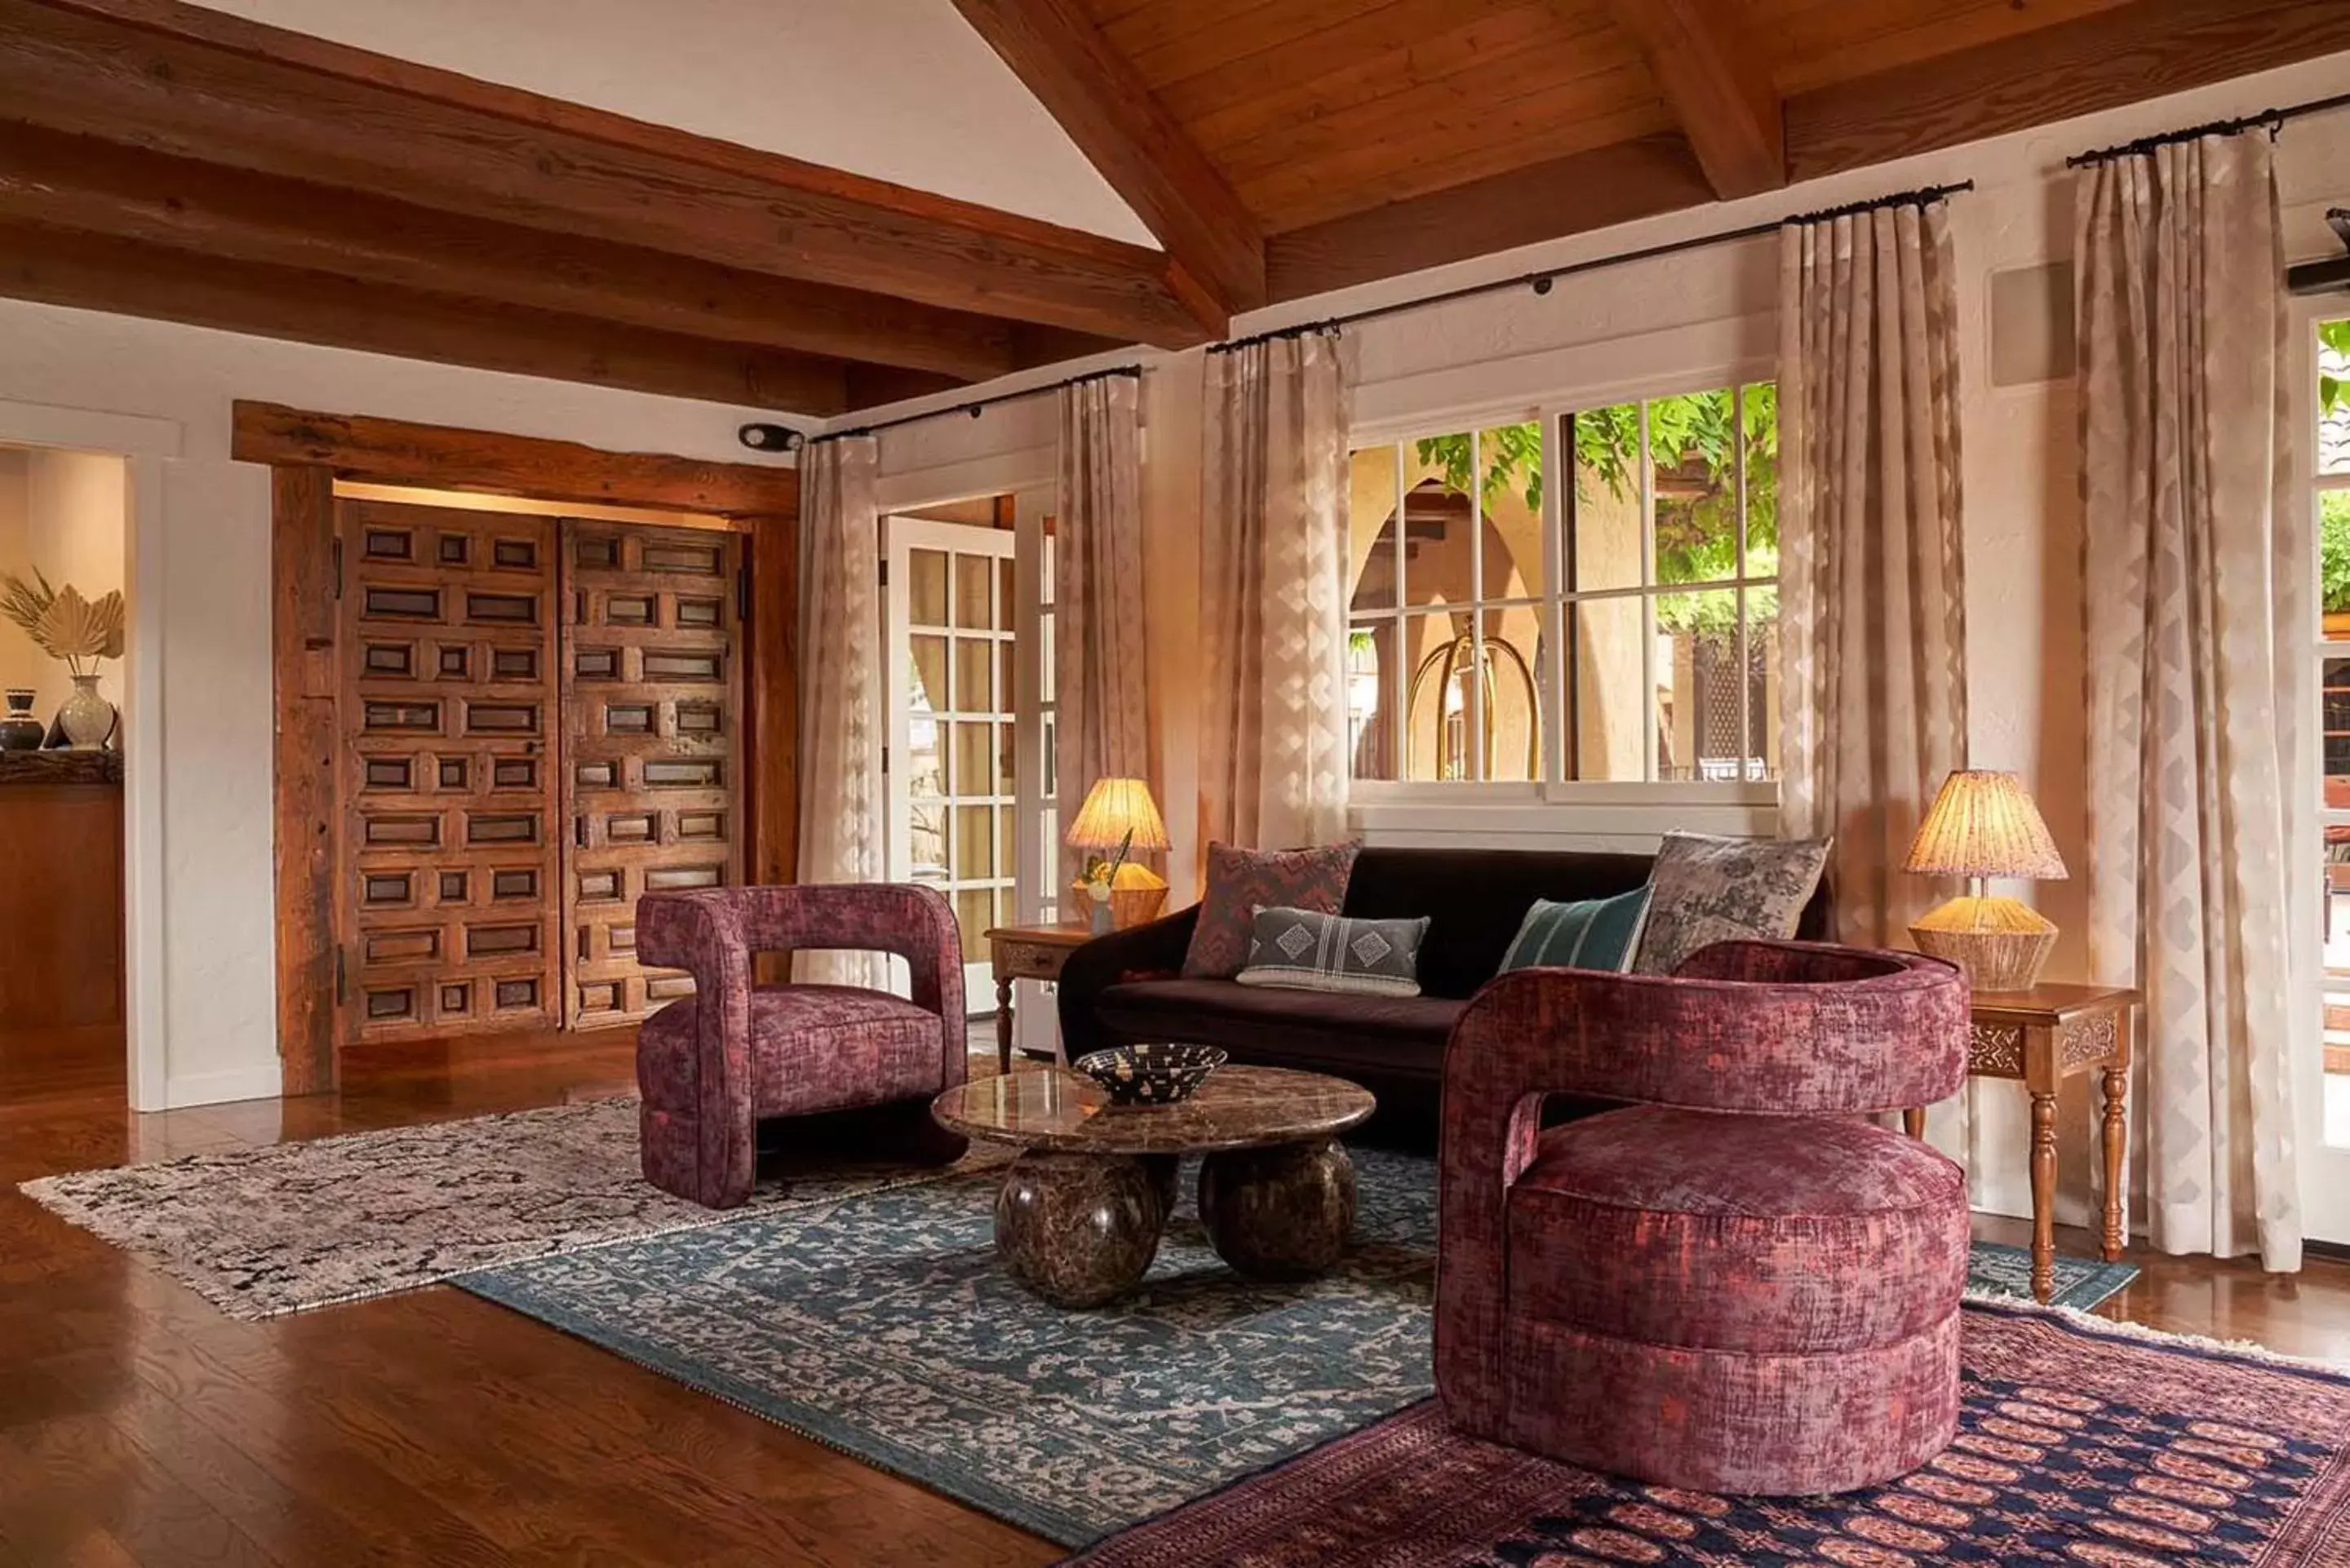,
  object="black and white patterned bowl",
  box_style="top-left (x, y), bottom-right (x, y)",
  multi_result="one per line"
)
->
top-left (1074, 1043), bottom-right (1228, 1106)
